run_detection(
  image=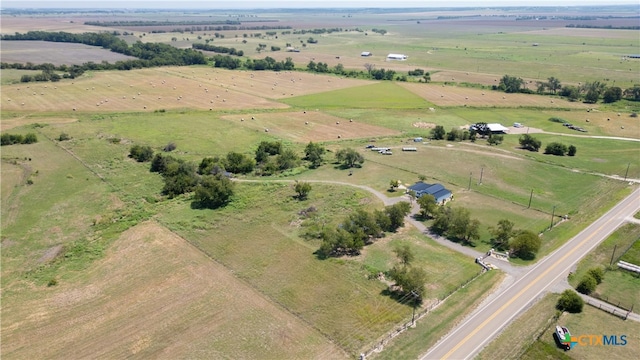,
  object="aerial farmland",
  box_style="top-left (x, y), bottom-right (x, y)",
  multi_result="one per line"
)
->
top-left (1, 4), bottom-right (639, 360)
